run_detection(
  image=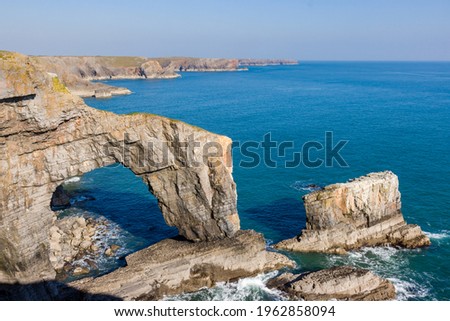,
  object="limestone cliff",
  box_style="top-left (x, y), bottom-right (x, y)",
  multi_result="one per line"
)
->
top-left (275, 171), bottom-right (430, 253)
top-left (34, 56), bottom-right (244, 98)
top-left (238, 59), bottom-right (298, 66)
top-left (155, 57), bottom-right (243, 72)
top-left (0, 51), bottom-right (240, 283)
